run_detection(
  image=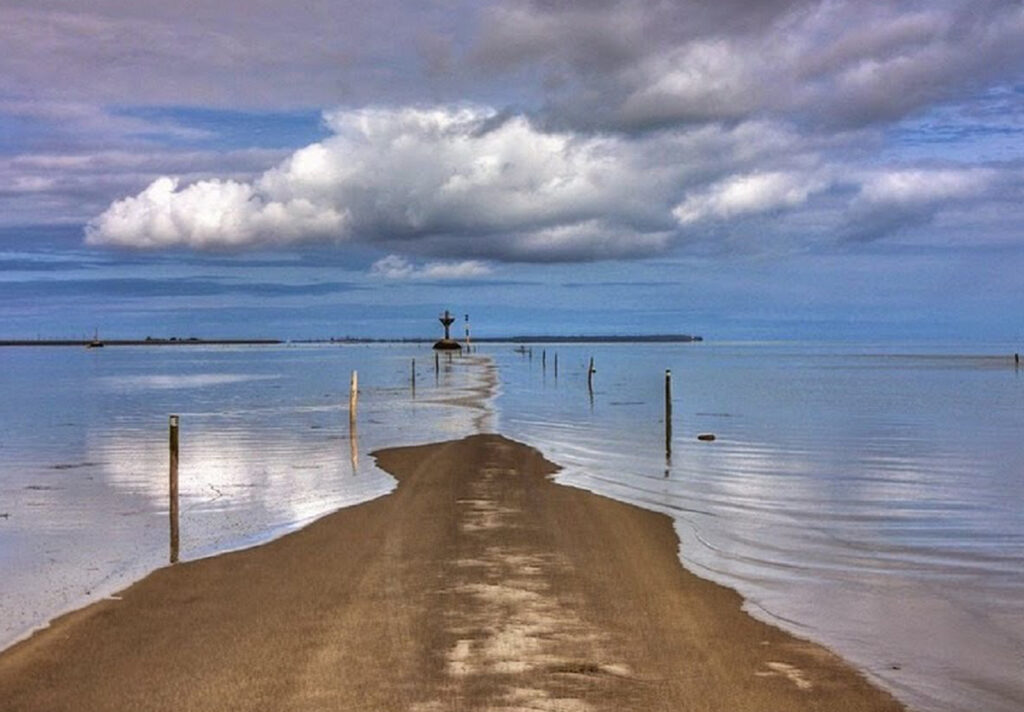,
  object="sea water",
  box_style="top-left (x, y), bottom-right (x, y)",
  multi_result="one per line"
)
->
top-left (1, 341), bottom-right (1022, 712)
top-left (0, 343), bottom-right (483, 650)
top-left (491, 341), bottom-right (1024, 712)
